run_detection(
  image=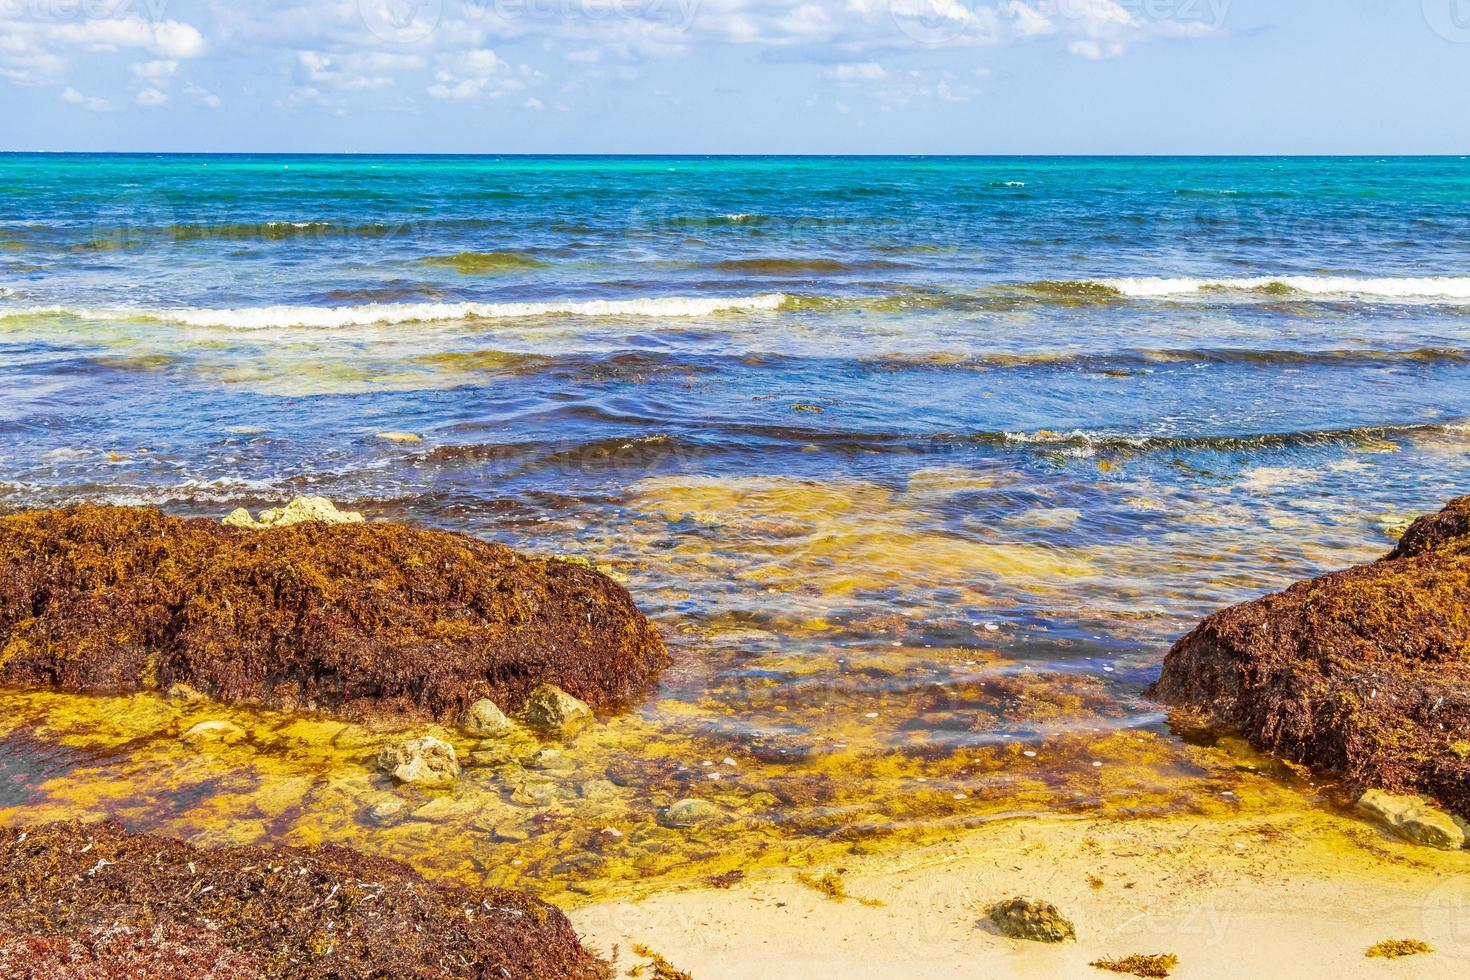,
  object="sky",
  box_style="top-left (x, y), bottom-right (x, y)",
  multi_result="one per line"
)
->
top-left (1, 0), bottom-right (1468, 153)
